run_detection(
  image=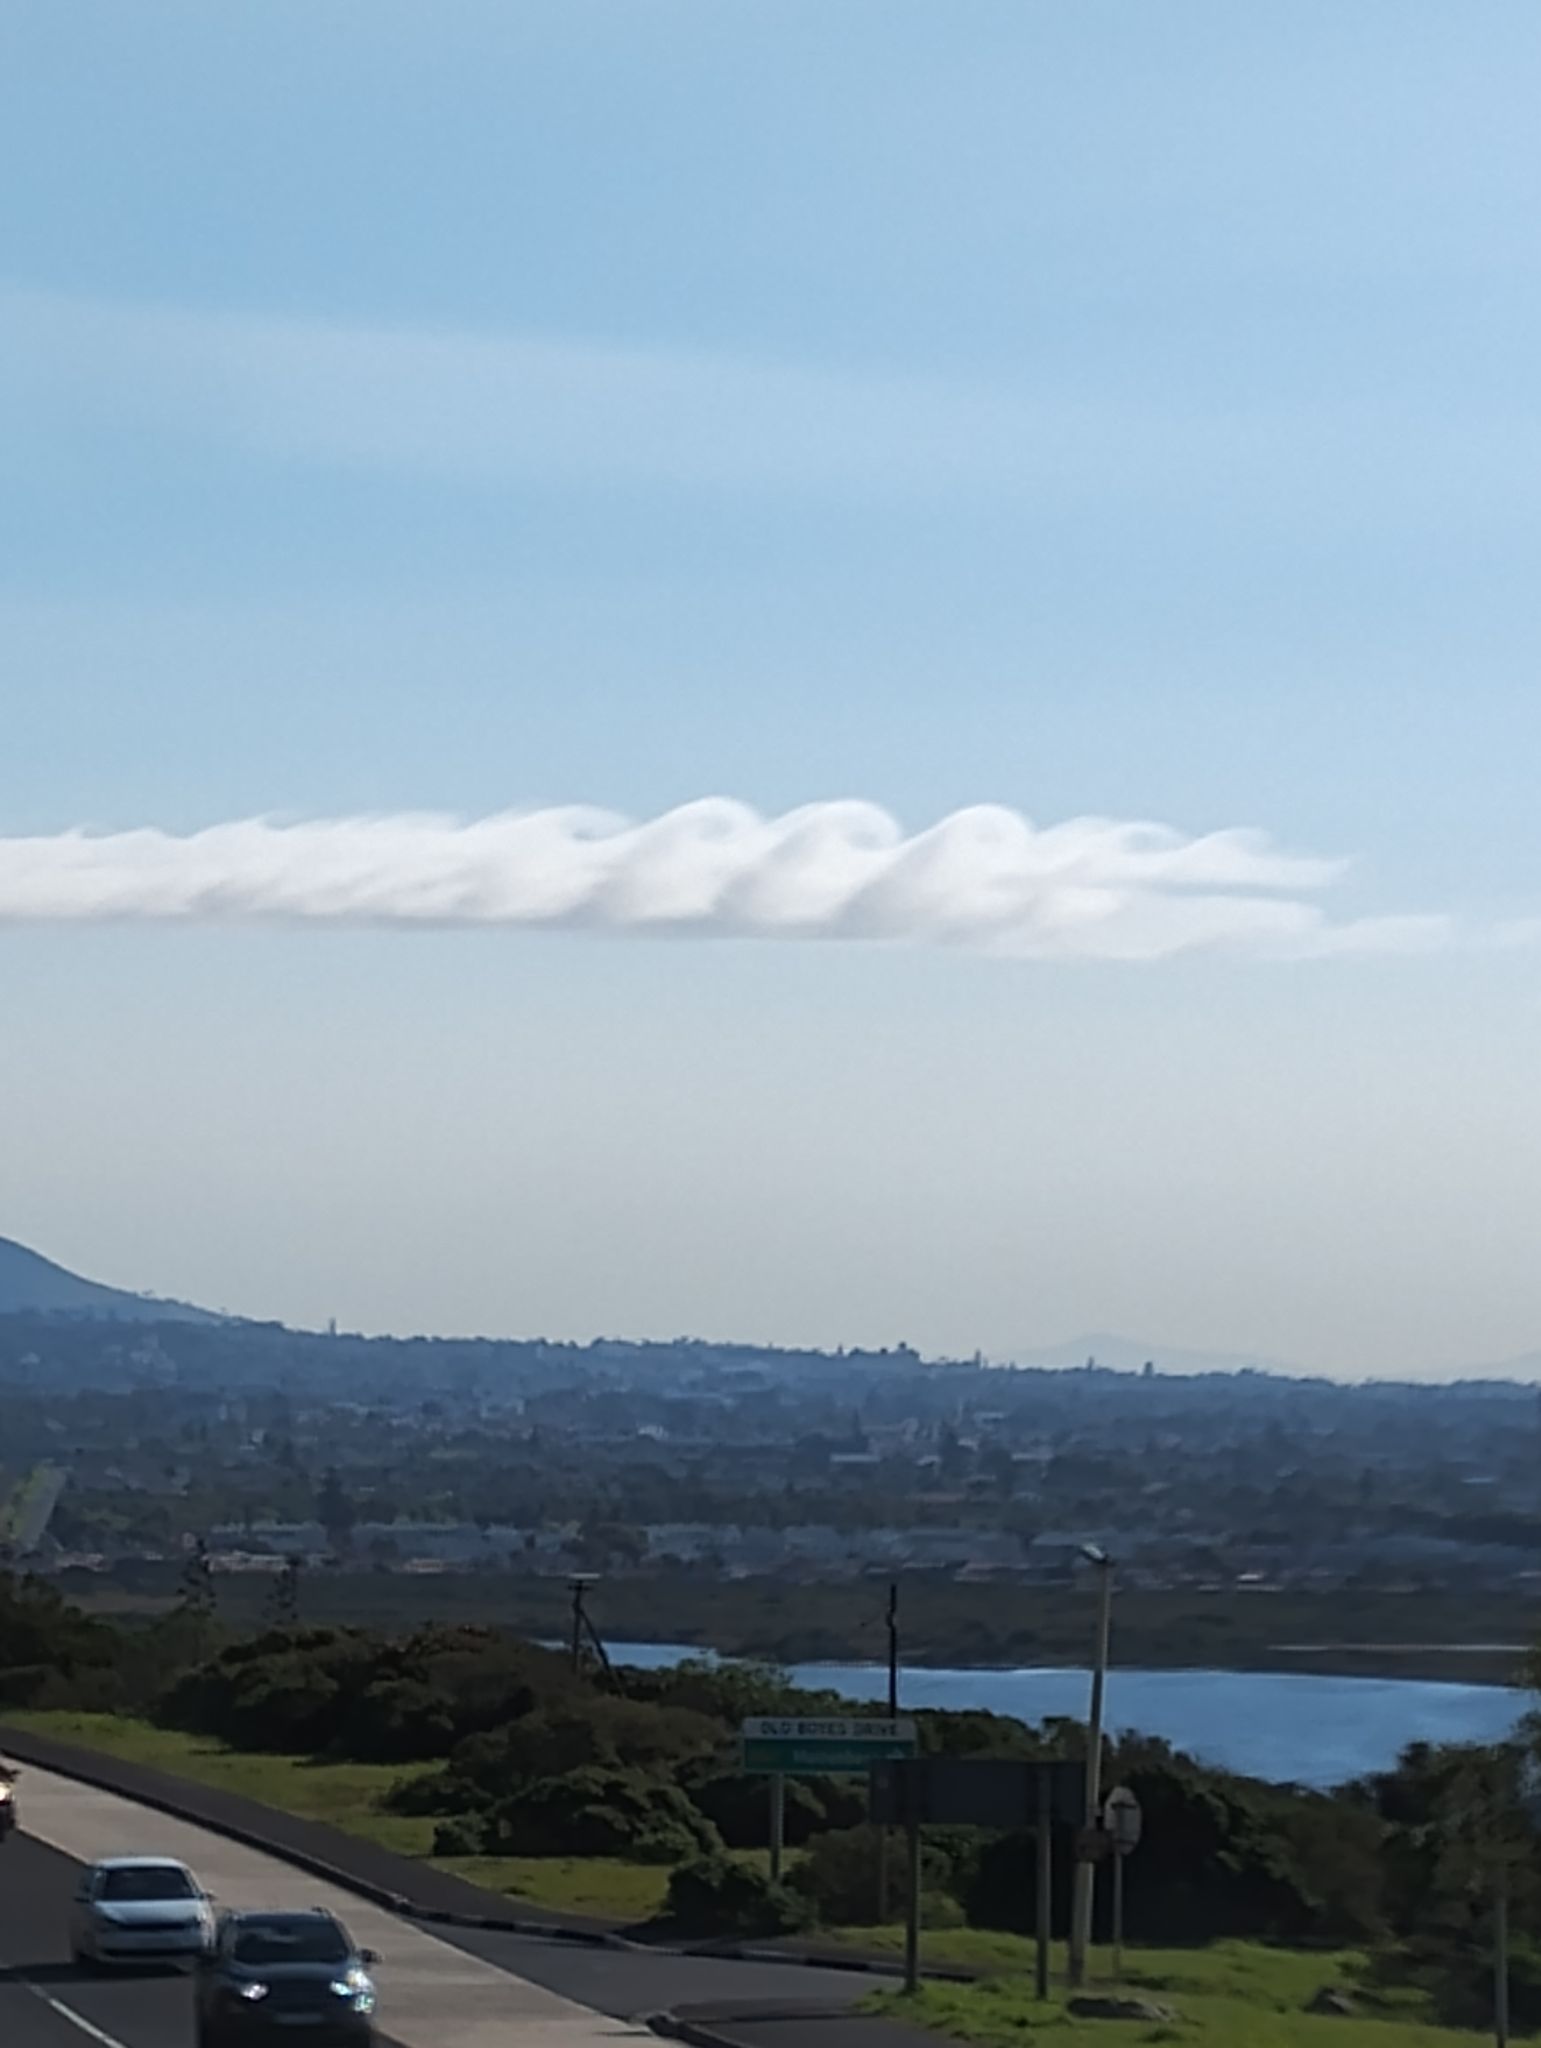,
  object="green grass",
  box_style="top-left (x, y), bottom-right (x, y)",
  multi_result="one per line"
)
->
top-left (866, 1939), bottom-right (1492, 2048)
top-left (4, 1710), bottom-right (670, 1922)
top-left (11, 1710), bottom-right (1505, 2039)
